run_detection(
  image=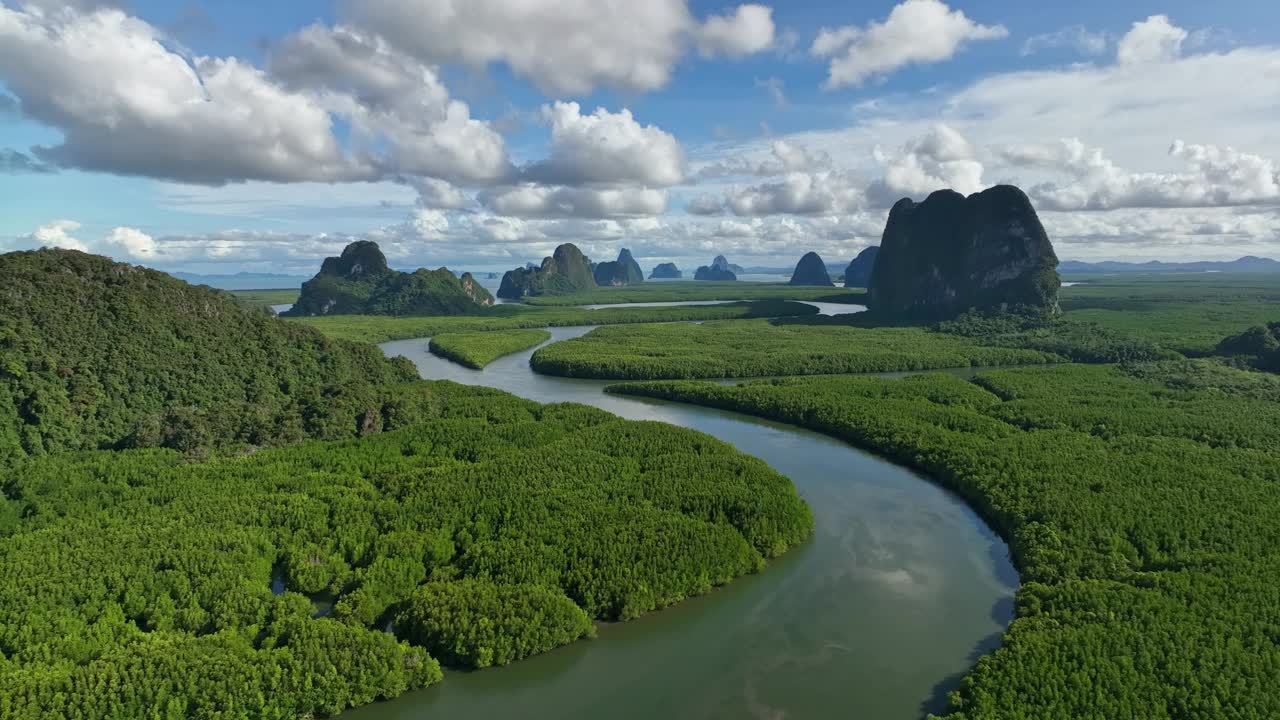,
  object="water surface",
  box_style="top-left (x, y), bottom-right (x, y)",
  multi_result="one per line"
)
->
top-left (348, 329), bottom-right (1017, 719)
